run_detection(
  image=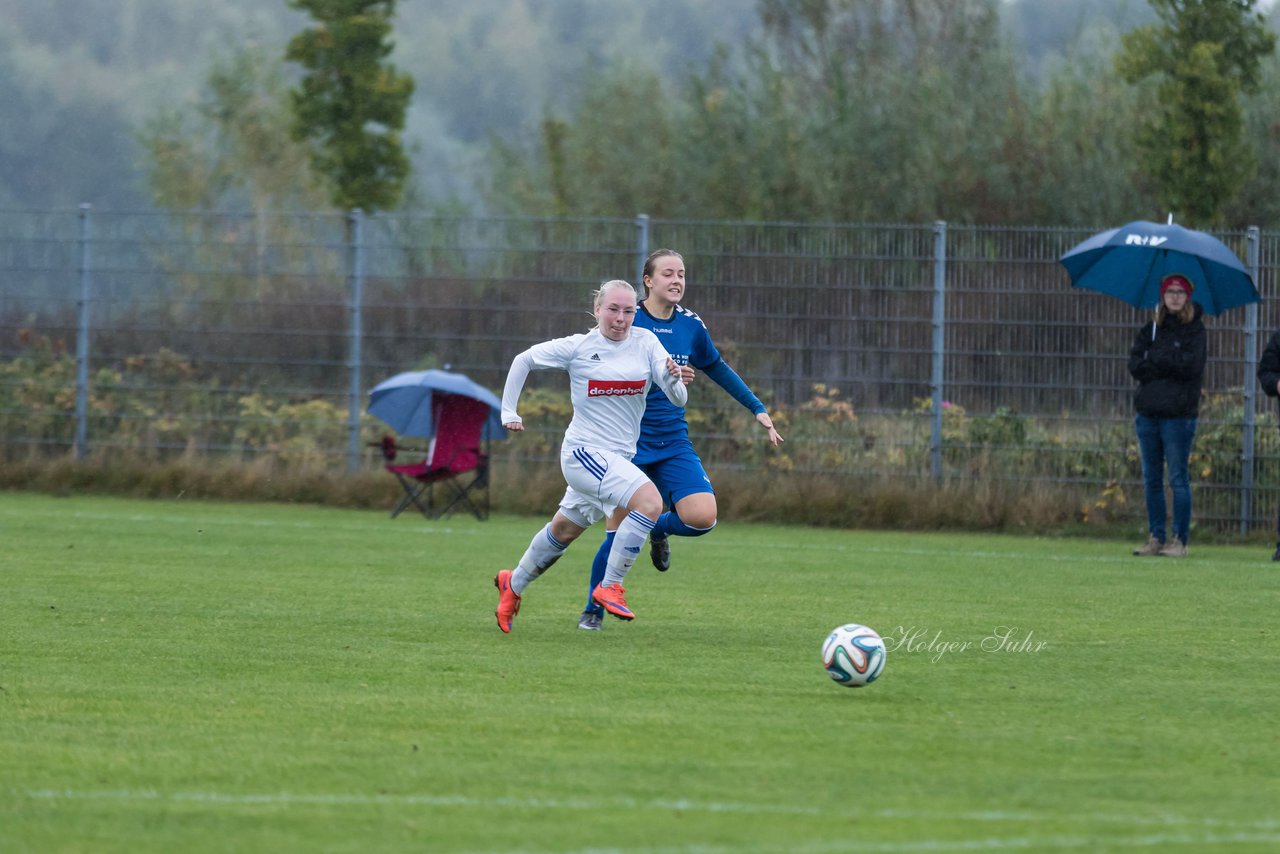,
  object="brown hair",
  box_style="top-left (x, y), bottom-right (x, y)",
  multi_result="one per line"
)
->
top-left (642, 249), bottom-right (684, 295)
top-left (1155, 301), bottom-right (1195, 326)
